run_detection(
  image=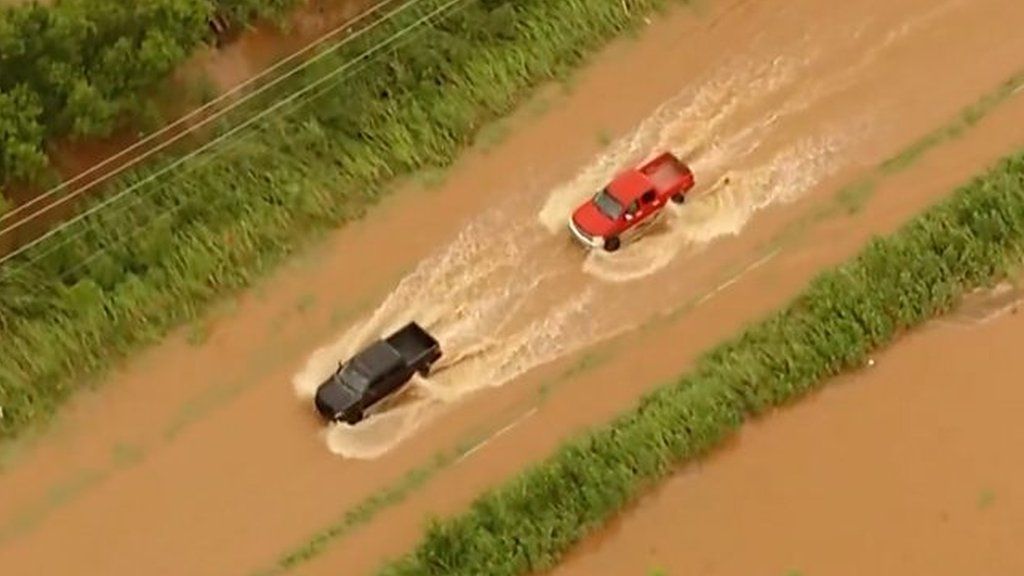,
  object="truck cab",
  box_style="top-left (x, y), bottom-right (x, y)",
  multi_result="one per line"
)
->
top-left (569, 151), bottom-right (695, 252)
top-left (314, 322), bottom-right (441, 425)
